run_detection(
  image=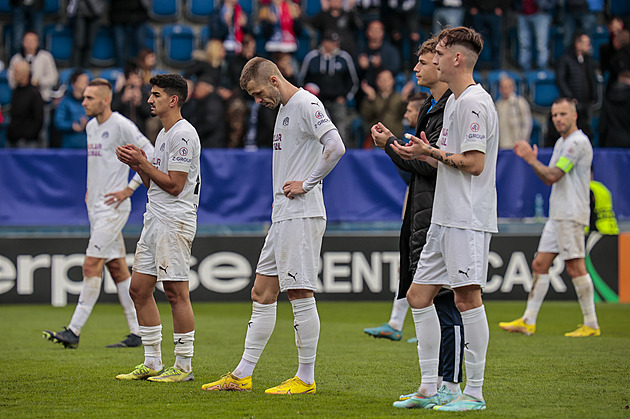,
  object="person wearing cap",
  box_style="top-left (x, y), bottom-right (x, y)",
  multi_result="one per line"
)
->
top-left (299, 30), bottom-right (359, 147)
